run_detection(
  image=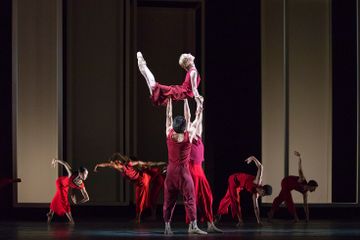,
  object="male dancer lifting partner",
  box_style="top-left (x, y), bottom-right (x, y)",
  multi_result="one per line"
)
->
top-left (216, 156), bottom-right (272, 225)
top-left (183, 99), bottom-right (222, 233)
top-left (137, 52), bottom-right (201, 106)
top-left (47, 159), bottom-right (89, 224)
top-left (163, 97), bottom-right (207, 235)
top-left (94, 153), bottom-right (166, 223)
top-left (268, 151), bottom-right (318, 222)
